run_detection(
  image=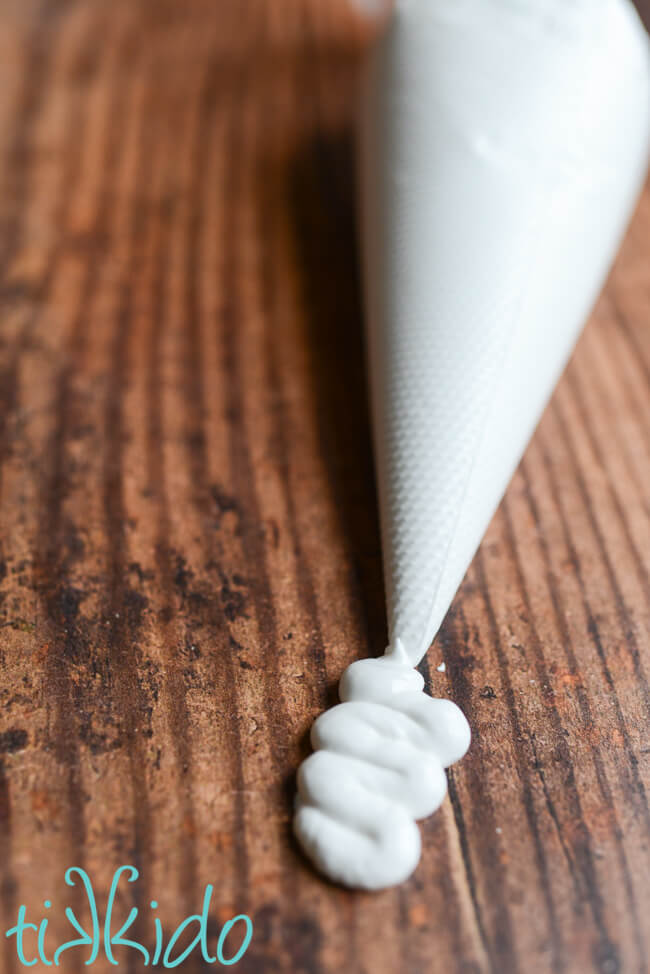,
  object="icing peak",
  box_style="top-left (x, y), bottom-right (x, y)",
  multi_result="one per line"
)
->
top-left (294, 655), bottom-right (470, 889)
